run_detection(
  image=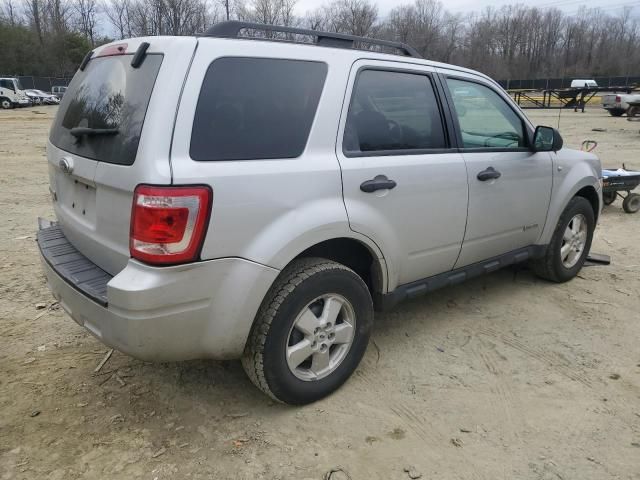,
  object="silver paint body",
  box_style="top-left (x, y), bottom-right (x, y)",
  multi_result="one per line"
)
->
top-left (41, 36), bottom-right (602, 361)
